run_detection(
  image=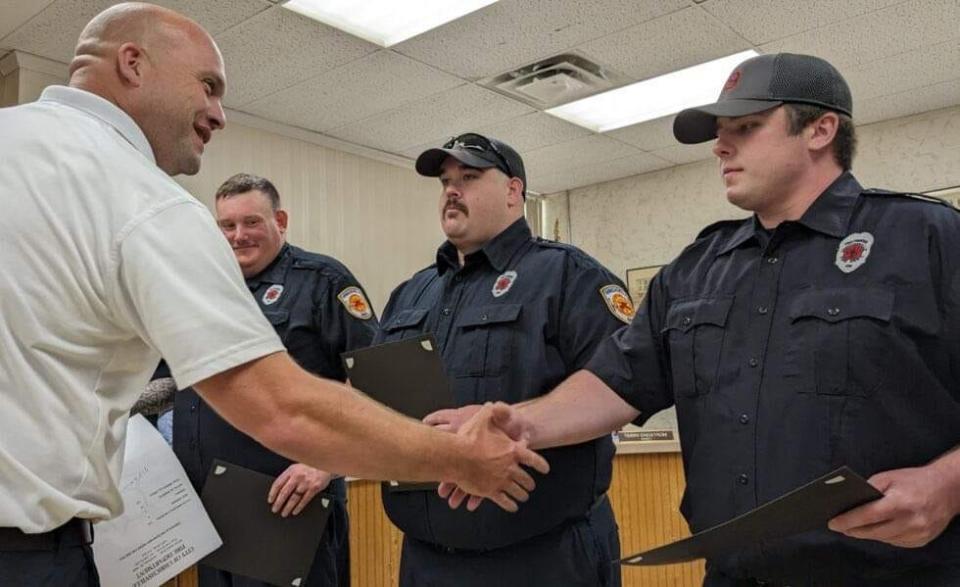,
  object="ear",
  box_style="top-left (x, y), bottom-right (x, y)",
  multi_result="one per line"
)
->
top-left (274, 209), bottom-right (289, 234)
top-left (506, 177), bottom-right (525, 208)
top-left (116, 42), bottom-right (147, 88)
top-left (807, 111), bottom-right (840, 153)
